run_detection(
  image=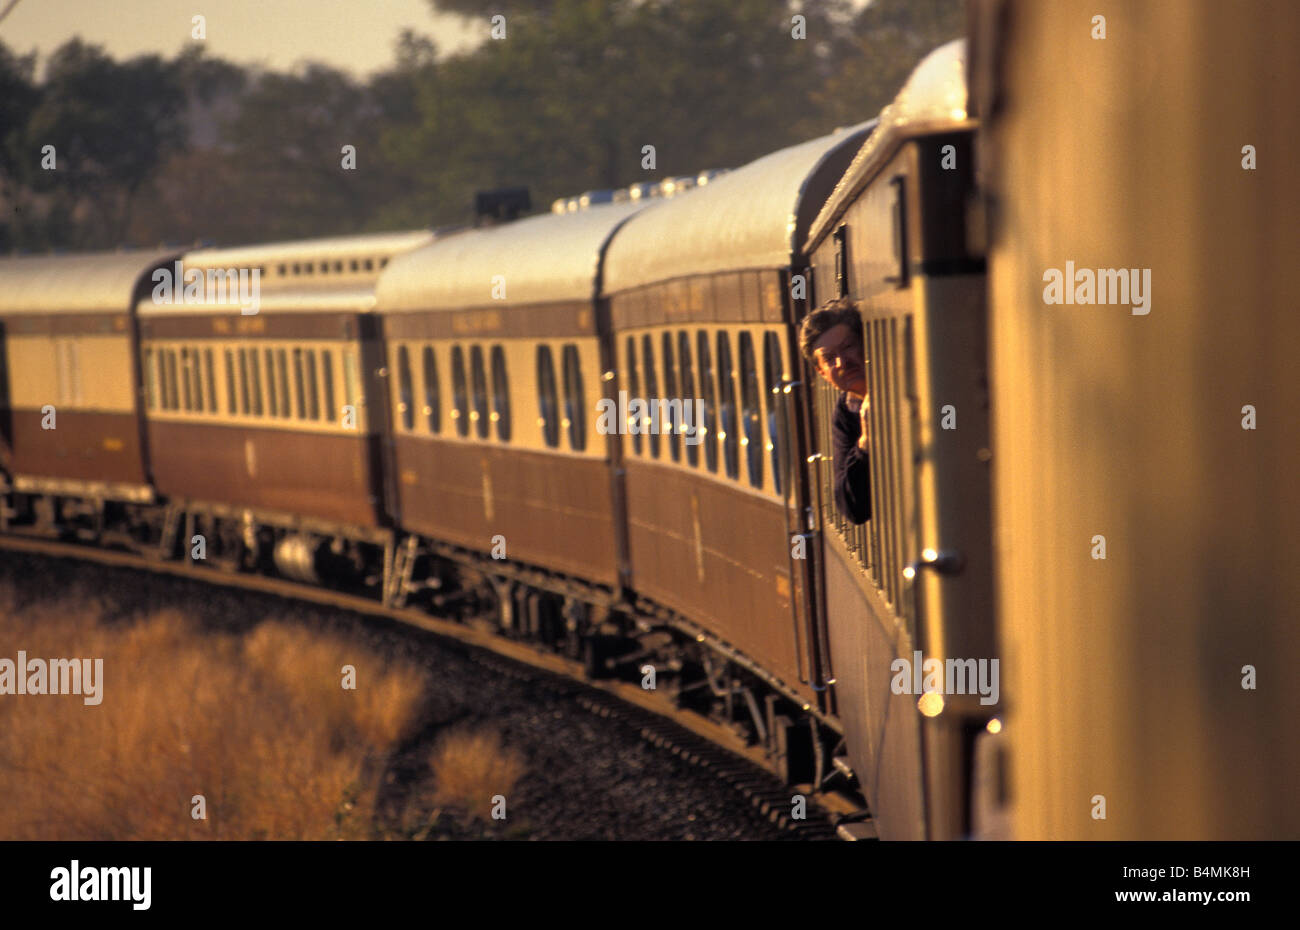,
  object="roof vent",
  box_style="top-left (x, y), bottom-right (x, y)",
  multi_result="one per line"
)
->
top-left (474, 187), bottom-right (531, 225)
